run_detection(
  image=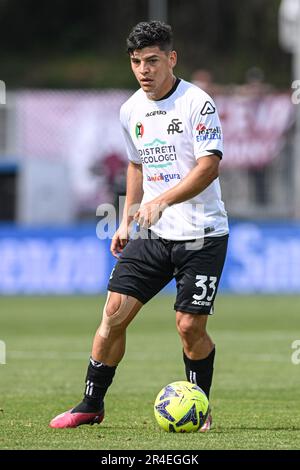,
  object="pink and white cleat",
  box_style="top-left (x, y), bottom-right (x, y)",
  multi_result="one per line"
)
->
top-left (199, 413), bottom-right (212, 432)
top-left (49, 408), bottom-right (104, 429)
